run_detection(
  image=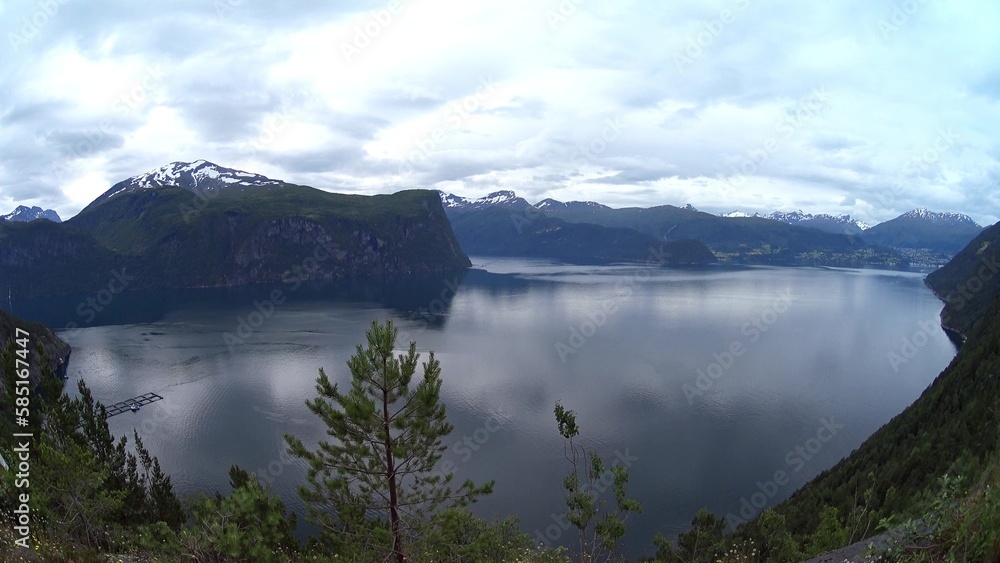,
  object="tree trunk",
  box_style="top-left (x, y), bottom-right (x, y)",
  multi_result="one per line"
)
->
top-left (383, 372), bottom-right (404, 563)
